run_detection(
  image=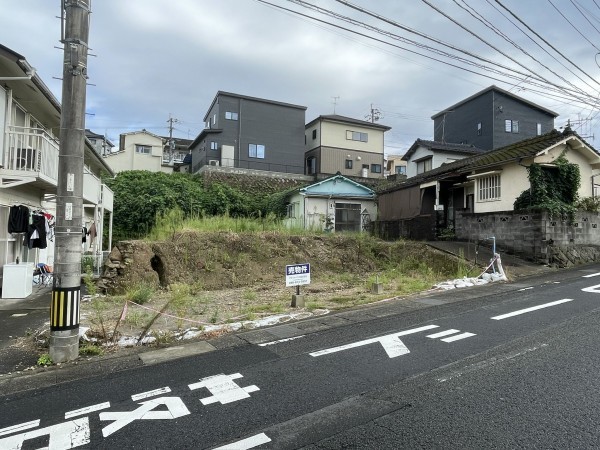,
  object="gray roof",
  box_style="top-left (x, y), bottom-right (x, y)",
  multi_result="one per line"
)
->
top-left (203, 91), bottom-right (307, 121)
top-left (306, 114), bottom-right (391, 131)
top-left (402, 139), bottom-right (486, 161)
